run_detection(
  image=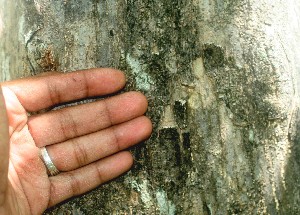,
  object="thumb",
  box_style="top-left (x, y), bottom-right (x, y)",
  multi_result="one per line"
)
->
top-left (0, 85), bottom-right (9, 205)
